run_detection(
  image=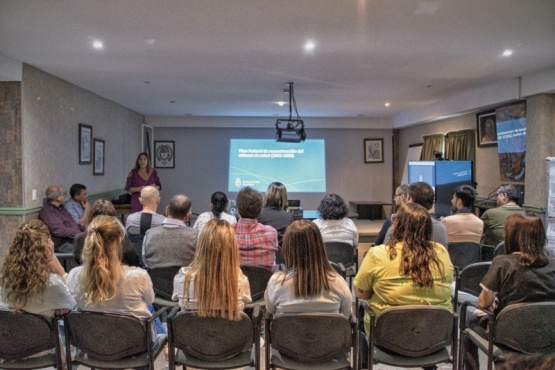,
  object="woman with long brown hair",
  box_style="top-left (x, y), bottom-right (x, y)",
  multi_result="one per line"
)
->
top-left (125, 152), bottom-right (162, 213)
top-left (172, 219), bottom-right (251, 320)
top-left (264, 220), bottom-right (352, 317)
top-left (354, 202), bottom-right (453, 335)
top-left (0, 220), bottom-right (76, 317)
